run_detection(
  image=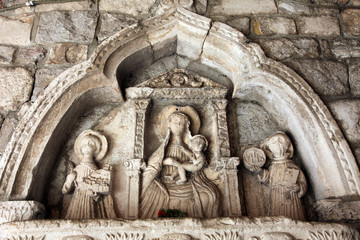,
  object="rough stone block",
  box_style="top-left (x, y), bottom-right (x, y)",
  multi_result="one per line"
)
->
top-left (253, 17), bottom-right (296, 35)
top-left (330, 39), bottom-right (360, 58)
top-left (285, 60), bottom-right (349, 96)
top-left (257, 38), bottom-right (319, 60)
top-left (0, 67), bottom-right (34, 112)
top-left (297, 16), bottom-right (340, 36)
top-left (355, 148), bottom-right (360, 166)
top-left (0, 46), bottom-right (16, 64)
top-left (32, 68), bottom-right (66, 101)
top-left (278, 0), bottom-right (311, 14)
top-left (0, 16), bottom-right (32, 46)
top-left (35, 11), bottom-right (98, 44)
top-left (226, 17), bottom-right (250, 35)
top-left (0, 117), bottom-right (18, 155)
top-left (14, 46), bottom-right (47, 65)
top-left (209, 0), bottom-right (277, 15)
top-left (349, 60), bottom-right (360, 96)
top-left (341, 9), bottom-right (360, 37)
top-left (46, 44), bottom-right (87, 64)
top-left (99, 0), bottom-right (156, 16)
top-left (35, 1), bottom-right (93, 12)
top-left (98, 13), bottom-right (137, 42)
top-left (329, 100), bottom-right (360, 143)
top-left (320, 40), bottom-right (332, 59)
